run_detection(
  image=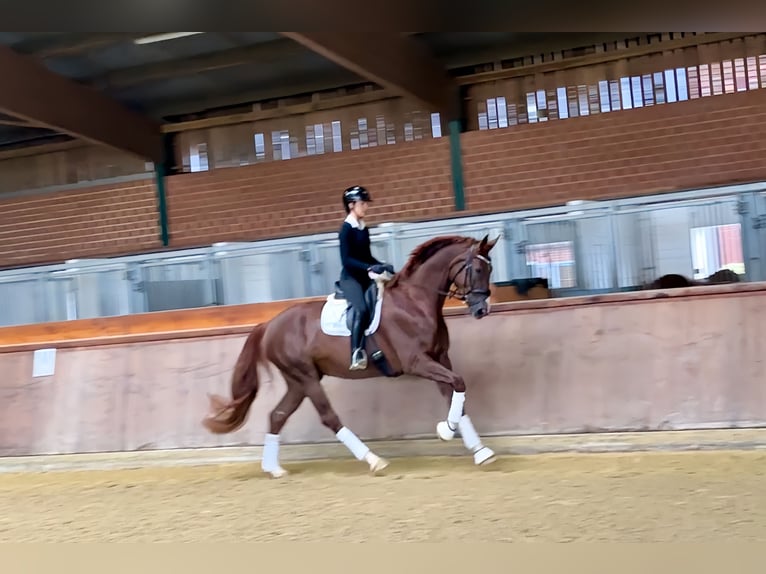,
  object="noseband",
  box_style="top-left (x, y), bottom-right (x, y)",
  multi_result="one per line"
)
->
top-left (437, 249), bottom-right (493, 302)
